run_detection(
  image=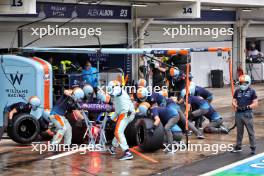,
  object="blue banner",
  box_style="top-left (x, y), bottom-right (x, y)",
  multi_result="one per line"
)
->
top-left (1, 2), bottom-right (131, 20)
